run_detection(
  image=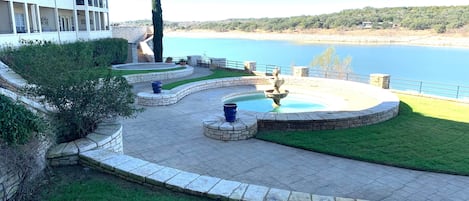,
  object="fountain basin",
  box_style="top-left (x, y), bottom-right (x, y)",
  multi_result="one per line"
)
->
top-left (224, 92), bottom-right (330, 113)
top-left (137, 76), bottom-right (399, 131)
top-left (264, 89), bottom-right (289, 107)
top-left (264, 89), bottom-right (289, 99)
